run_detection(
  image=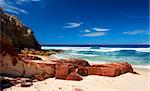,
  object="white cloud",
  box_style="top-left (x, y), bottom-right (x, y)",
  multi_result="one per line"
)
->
top-left (4, 8), bottom-right (20, 14)
top-left (81, 32), bottom-right (105, 37)
top-left (81, 27), bottom-right (110, 37)
top-left (63, 22), bottom-right (83, 28)
top-left (123, 30), bottom-right (148, 35)
top-left (93, 28), bottom-right (110, 32)
top-left (0, 0), bottom-right (41, 14)
top-left (84, 29), bottom-right (91, 32)
top-left (16, 0), bottom-right (41, 4)
top-left (0, 0), bottom-right (28, 14)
